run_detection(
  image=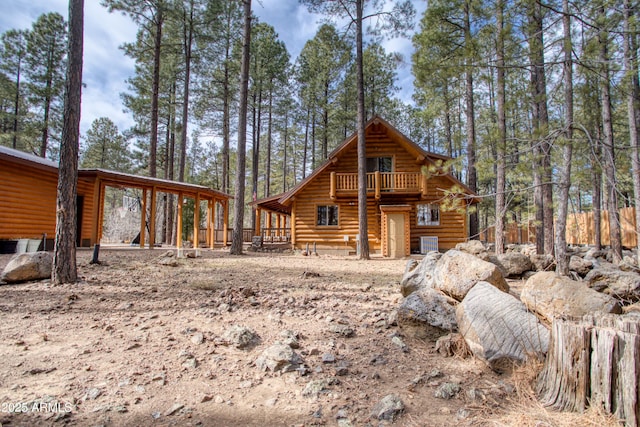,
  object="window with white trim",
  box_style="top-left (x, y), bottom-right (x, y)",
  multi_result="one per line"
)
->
top-left (417, 204), bottom-right (440, 226)
top-left (317, 205), bottom-right (339, 226)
